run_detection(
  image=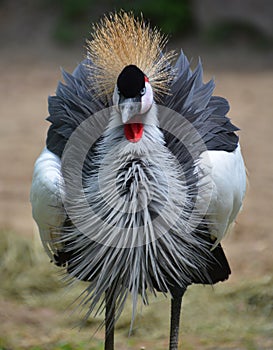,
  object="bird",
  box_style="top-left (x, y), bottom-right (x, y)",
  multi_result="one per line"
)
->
top-left (30, 11), bottom-right (246, 350)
